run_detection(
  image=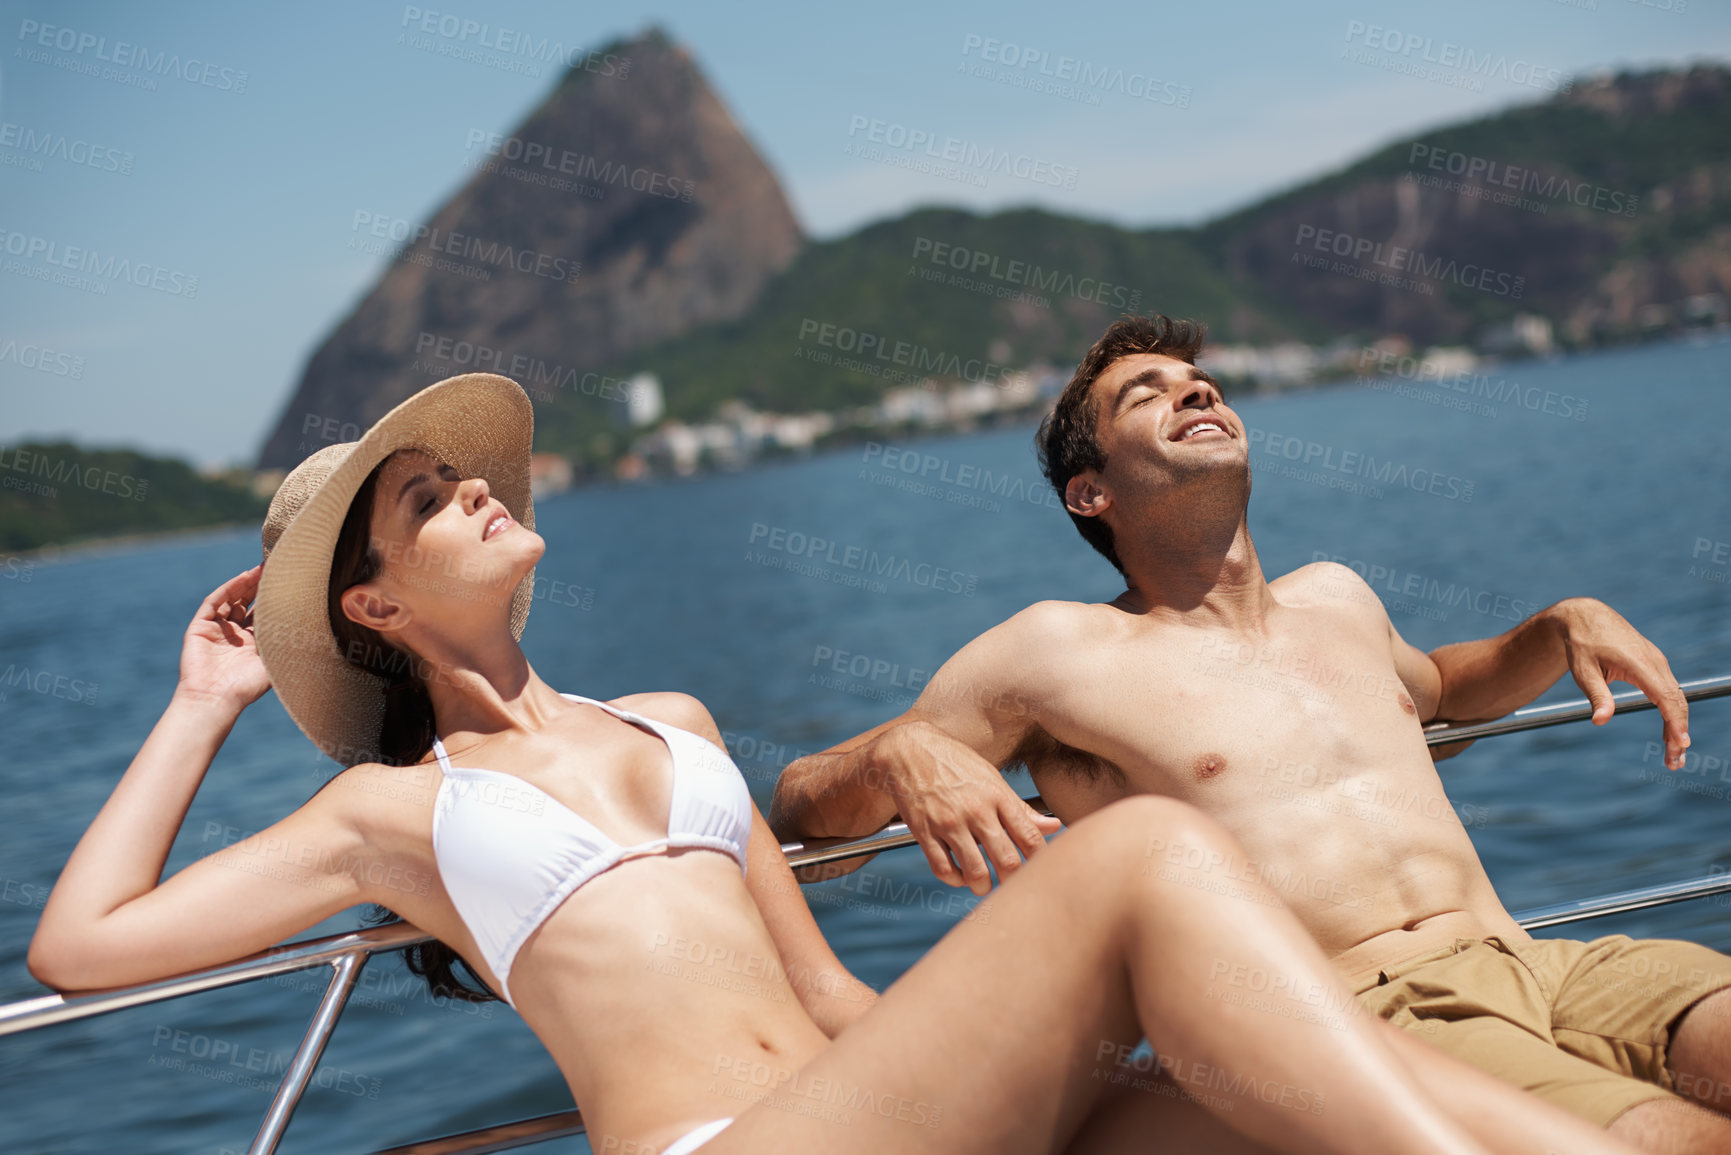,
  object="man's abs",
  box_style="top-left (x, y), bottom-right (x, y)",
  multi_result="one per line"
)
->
top-left (1041, 757), bottom-right (1523, 980)
top-left (1018, 602), bottom-right (1524, 983)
